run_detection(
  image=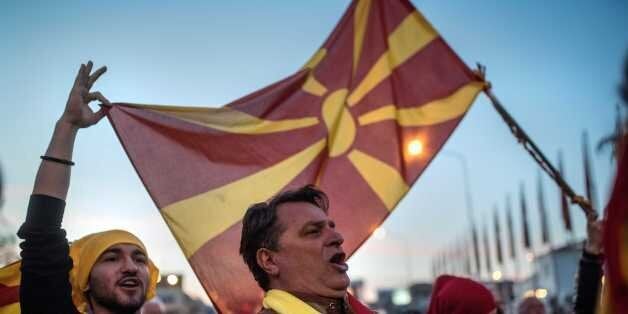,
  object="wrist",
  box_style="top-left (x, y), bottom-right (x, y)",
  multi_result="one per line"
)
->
top-left (55, 119), bottom-right (80, 136)
top-left (44, 119), bottom-right (79, 160)
top-left (584, 241), bottom-right (602, 255)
